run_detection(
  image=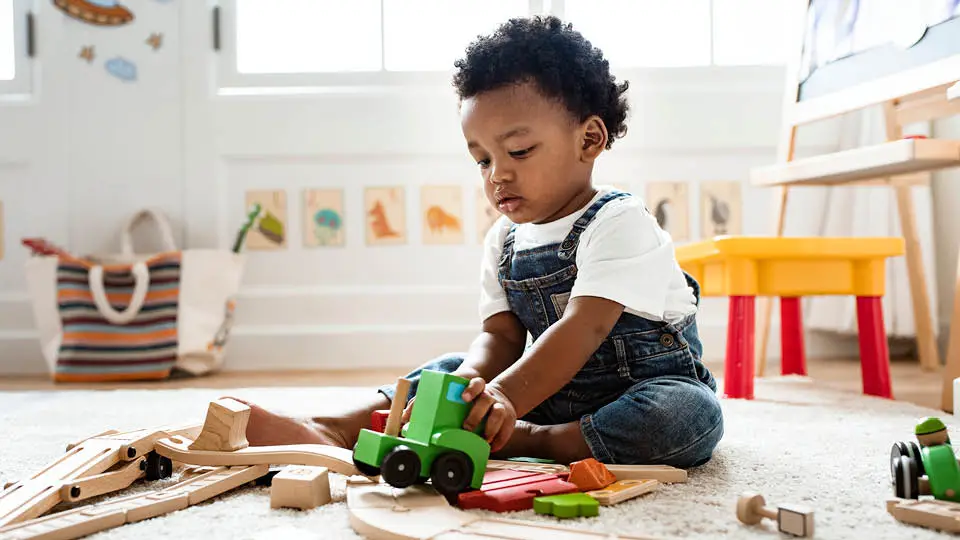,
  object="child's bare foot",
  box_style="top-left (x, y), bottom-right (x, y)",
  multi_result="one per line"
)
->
top-left (224, 395), bottom-right (391, 449)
